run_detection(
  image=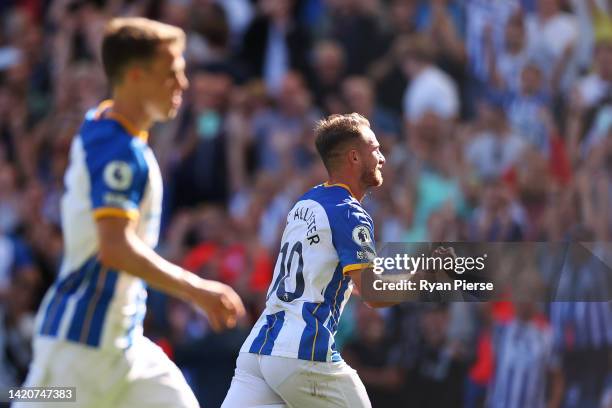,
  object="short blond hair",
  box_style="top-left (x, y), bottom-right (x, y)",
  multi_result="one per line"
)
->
top-left (102, 17), bottom-right (185, 86)
top-left (314, 113), bottom-right (371, 173)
